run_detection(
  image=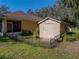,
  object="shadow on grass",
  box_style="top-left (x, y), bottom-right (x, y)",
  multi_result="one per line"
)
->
top-left (66, 32), bottom-right (76, 36)
top-left (0, 36), bottom-right (11, 42)
top-left (0, 56), bottom-right (12, 59)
